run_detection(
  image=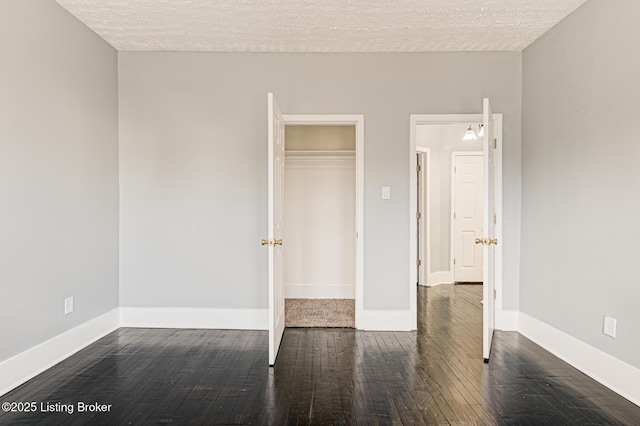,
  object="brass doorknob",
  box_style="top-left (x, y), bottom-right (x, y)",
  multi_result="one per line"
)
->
top-left (476, 237), bottom-right (493, 246)
top-left (261, 239), bottom-right (272, 246)
top-left (489, 238), bottom-right (498, 245)
top-left (274, 239), bottom-right (283, 246)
